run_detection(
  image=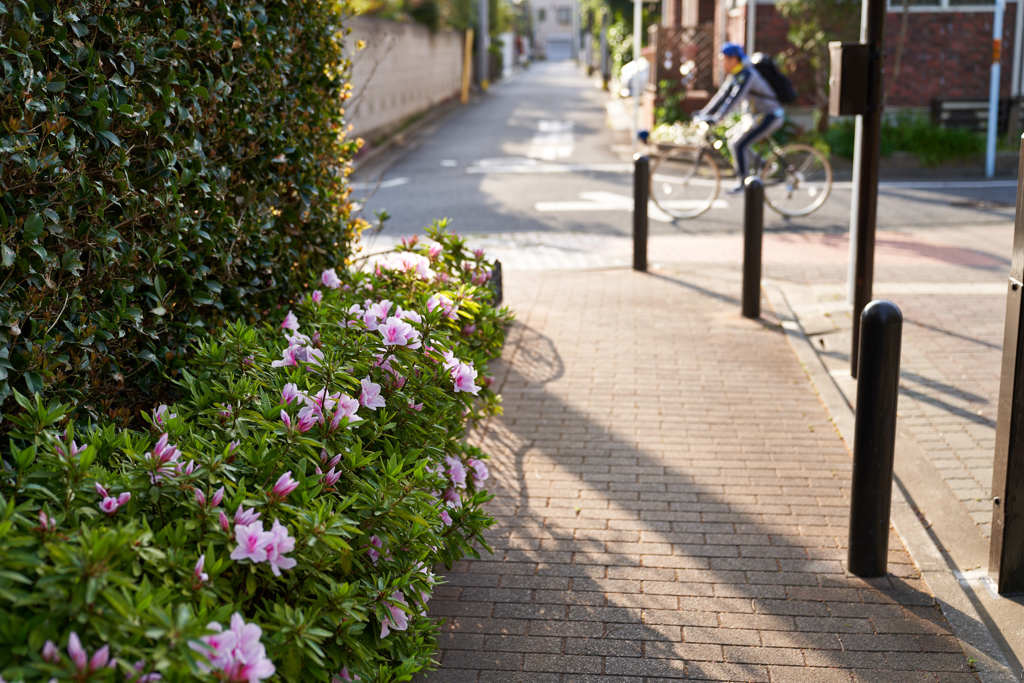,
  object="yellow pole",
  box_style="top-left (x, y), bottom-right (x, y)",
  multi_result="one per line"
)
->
top-left (461, 28), bottom-right (474, 104)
